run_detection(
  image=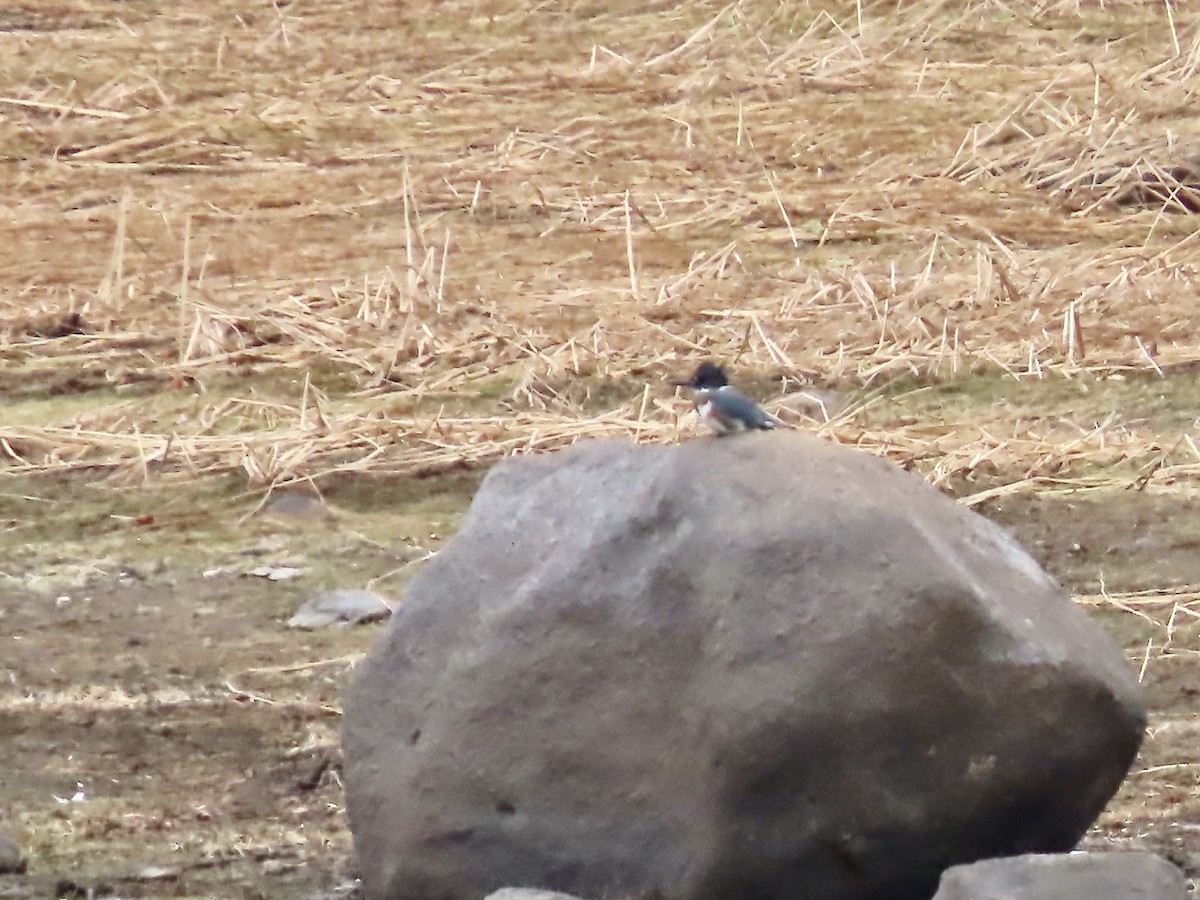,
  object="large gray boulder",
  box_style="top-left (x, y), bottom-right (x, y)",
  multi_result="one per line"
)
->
top-left (931, 851), bottom-right (1187, 899)
top-left (343, 433), bottom-right (1145, 900)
